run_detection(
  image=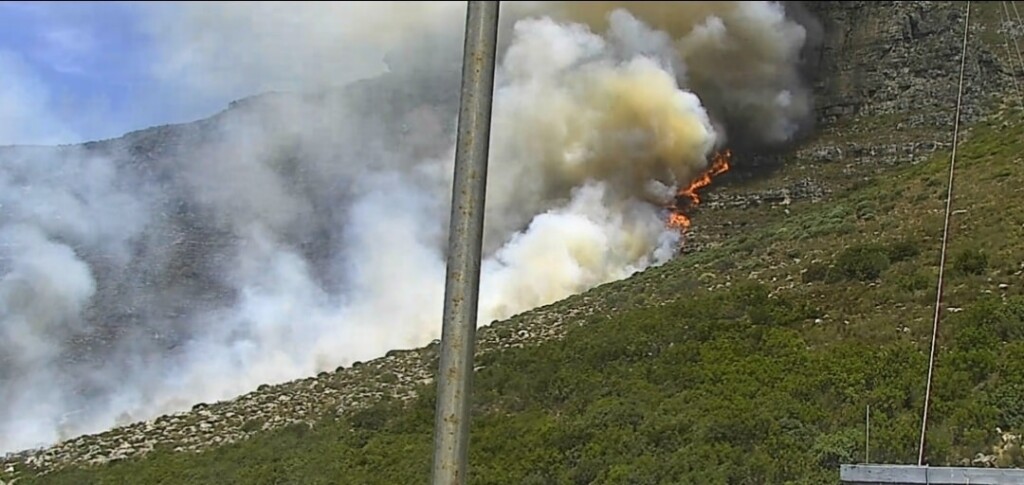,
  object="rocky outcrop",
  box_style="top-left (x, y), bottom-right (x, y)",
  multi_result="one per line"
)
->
top-left (704, 178), bottom-right (830, 210)
top-left (965, 430), bottom-right (1024, 468)
top-left (807, 1), bottom-right (1014, 128)
top-left (797, 140), bottom-right (951, 172)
